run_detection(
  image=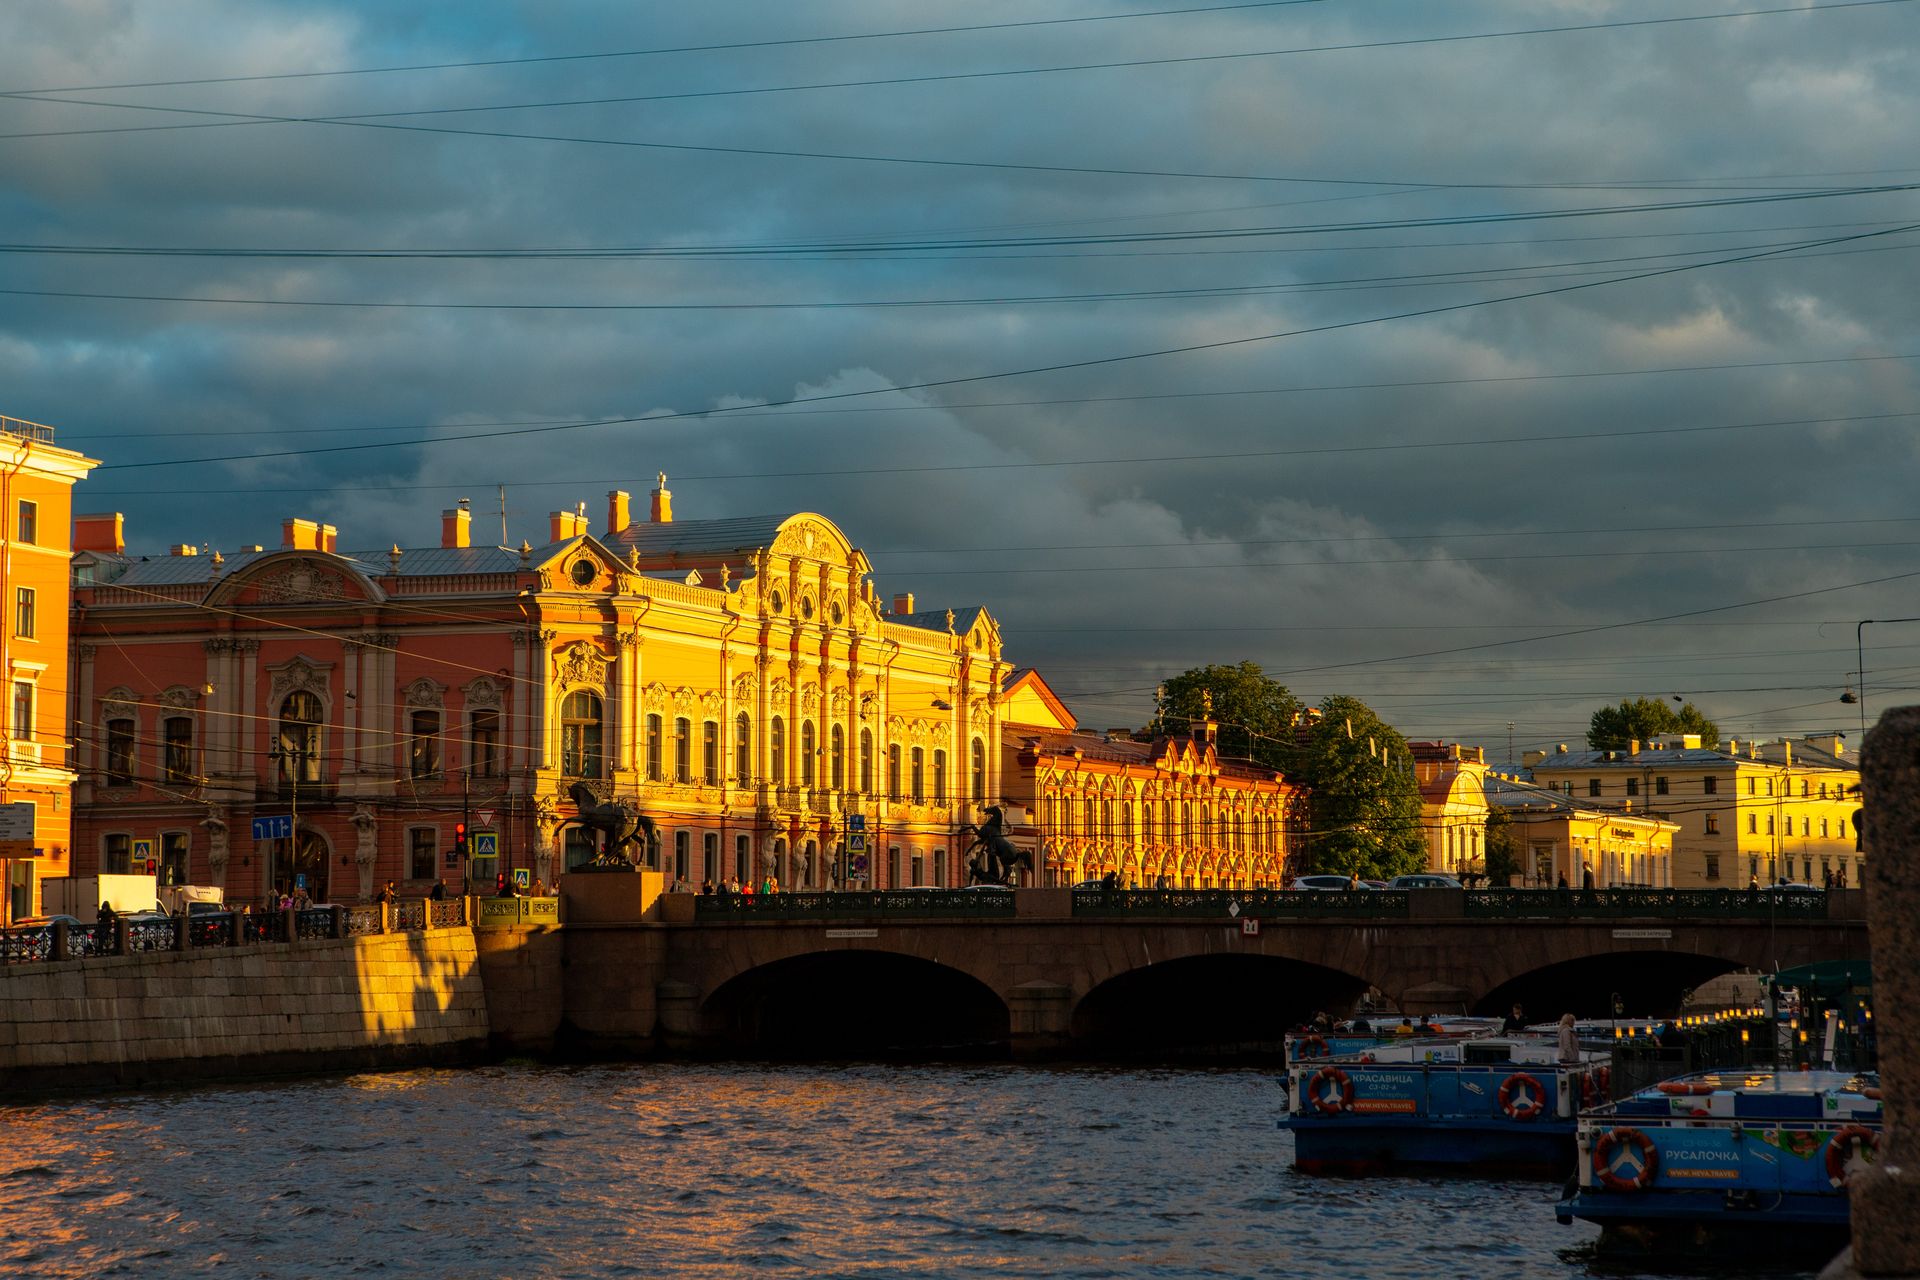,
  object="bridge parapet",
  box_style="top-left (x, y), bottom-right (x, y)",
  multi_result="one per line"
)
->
top-left (1463, 887), bottom-right (1834, 920)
